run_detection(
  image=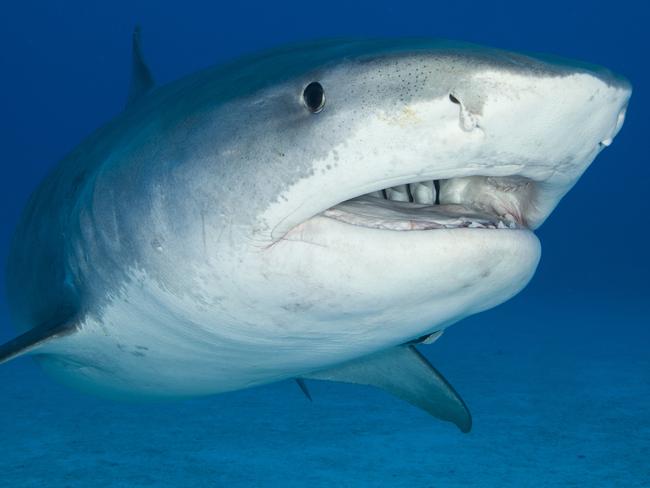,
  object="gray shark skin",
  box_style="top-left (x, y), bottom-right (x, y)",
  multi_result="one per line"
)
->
top-left (1, 33), bottom-right (631, 432)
